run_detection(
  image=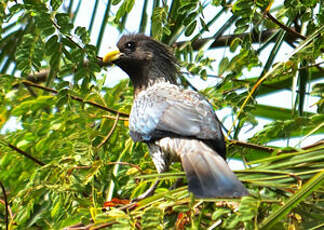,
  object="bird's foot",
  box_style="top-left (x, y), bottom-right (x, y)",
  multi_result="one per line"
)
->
top-left (169, 178), bottom-right (184, 190)
top-left (131, 180), bottom-right (159, 202)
